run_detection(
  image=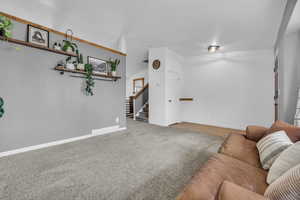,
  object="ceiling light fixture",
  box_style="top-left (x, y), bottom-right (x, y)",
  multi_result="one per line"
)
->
top-left (208, 45), bottom-right (220, 53)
